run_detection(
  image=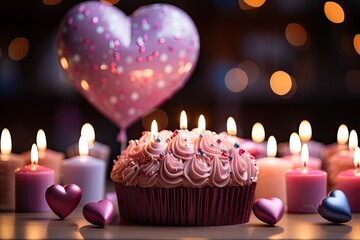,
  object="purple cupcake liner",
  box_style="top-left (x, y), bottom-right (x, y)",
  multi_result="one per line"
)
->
top-left (115, 183), bottom-right (256, 226)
